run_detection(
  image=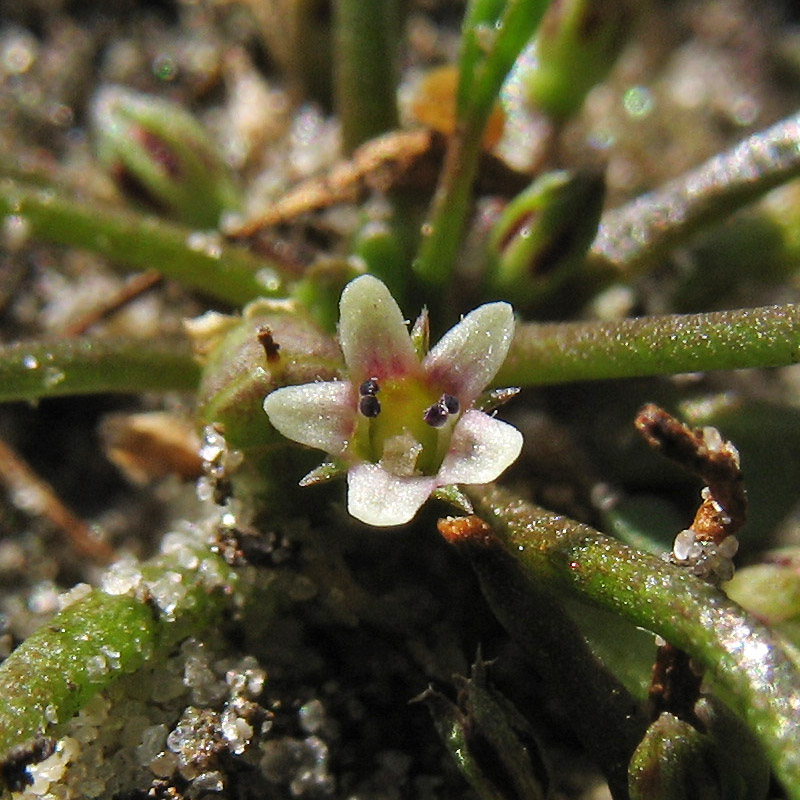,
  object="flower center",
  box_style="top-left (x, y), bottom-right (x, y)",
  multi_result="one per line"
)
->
top-left (353, 376), bottom-right (459, 475)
